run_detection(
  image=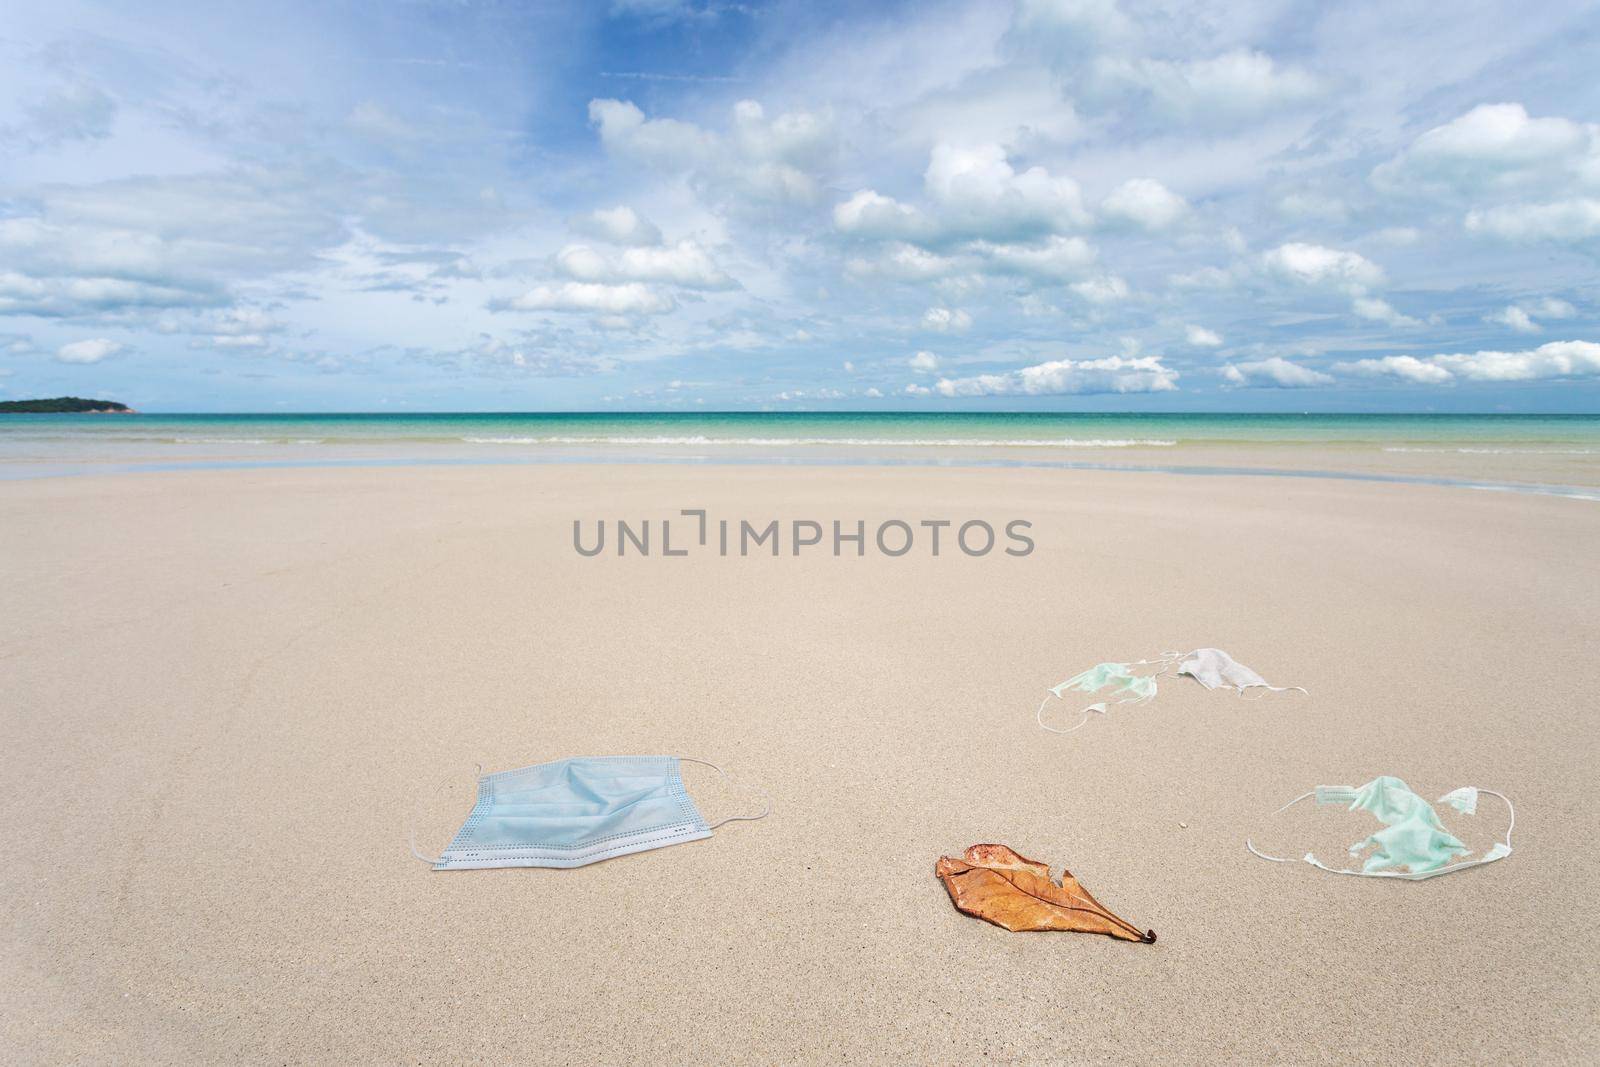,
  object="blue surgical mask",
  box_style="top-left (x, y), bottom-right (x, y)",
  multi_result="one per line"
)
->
top-left (412, 755), bottom-right (768, 870)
